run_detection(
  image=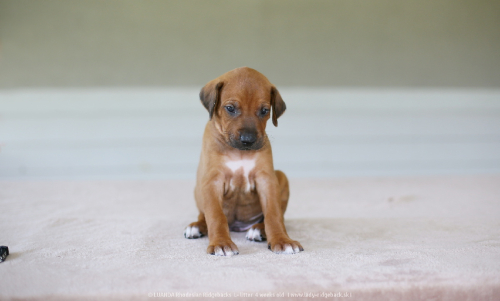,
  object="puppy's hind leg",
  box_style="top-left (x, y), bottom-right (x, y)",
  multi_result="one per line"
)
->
top-left (184, 213), bottom-right (208, 239)
top-left (246, 222), bottom-right (266, 242)
top-left (275, 170), bottom-right (290, 216)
